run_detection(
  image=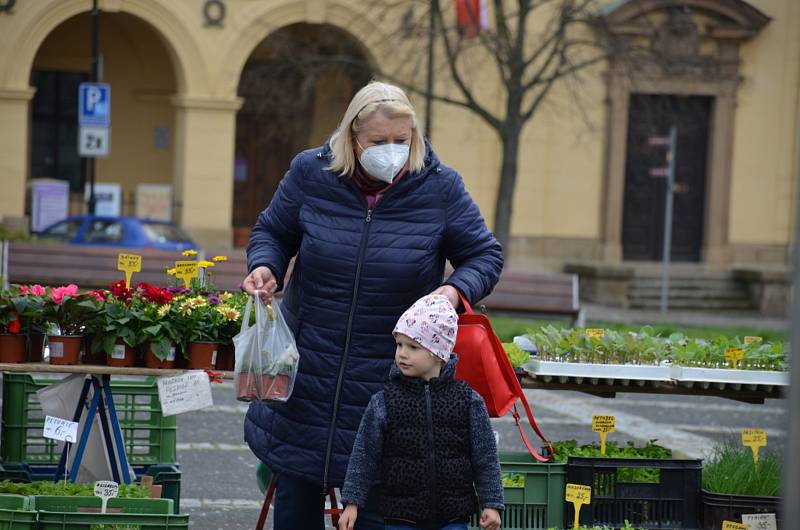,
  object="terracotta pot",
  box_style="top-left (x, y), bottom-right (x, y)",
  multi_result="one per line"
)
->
top-left (47, 335), bottom-right (82, 365)
top-left (0, 334), bottom-right (27, 363)
top-left (145, 343), bottom-right (177, 369)
top-left (215, 344), bottom-right (235, 371)
top-left (186, 341), bottom-right (219, 370)
top-left (107, 340), bottom-right (137, 367)
top-left (236, 372), bottom-right (258, 402)
top-left (261, 374), bottom-right (290, 401)
top-left (81, 337), bottom-right (107, 365)
top-left (27, 333), bottom-right (45, 362)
